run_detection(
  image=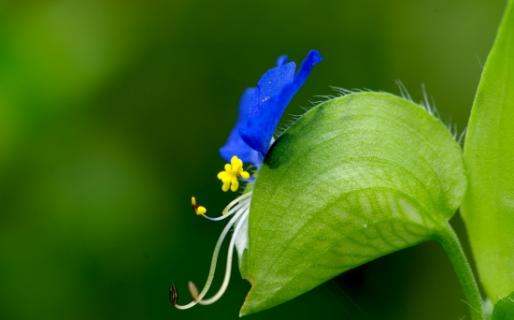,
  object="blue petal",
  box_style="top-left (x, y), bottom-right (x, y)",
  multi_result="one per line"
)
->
top-left (219, 128), bottom-right (262, 165)
top-left (276, 55), bottom-right (289, 66)
top-left (290, 49), bottom-right (322, 92)
top-left (219, 50), bottom-right (322, 166)
top-left (219, 88), bottom-right (263, 166)
top-left (239, 50), bottom-right (322, 155)
top-left (256, 62), bottom-right (296, 101)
